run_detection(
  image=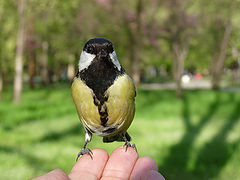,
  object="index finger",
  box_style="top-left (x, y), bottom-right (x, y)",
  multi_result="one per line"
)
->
top-left (101, 146), bottom-right (138, 180)
top-left (69, 148), bottom-right (109, 180)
